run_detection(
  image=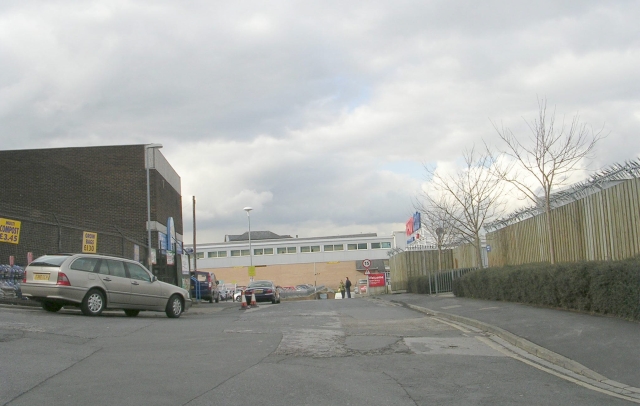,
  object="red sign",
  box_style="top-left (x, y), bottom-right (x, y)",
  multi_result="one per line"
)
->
top-left (9, 256), bottom-right (14, 266)
top-left (405, 218), bottom-right (414, 236)
top-left (368, 273), bottom-right (385, 287)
